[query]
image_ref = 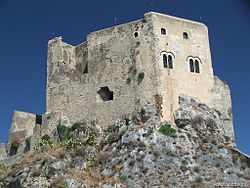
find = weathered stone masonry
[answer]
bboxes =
[1,12,234,158]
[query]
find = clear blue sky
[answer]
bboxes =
[0,0,249,154]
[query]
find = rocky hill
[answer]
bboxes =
[0,95,249,187]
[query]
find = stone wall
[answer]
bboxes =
[145,12,214,122]
[46,15,161,127]
[210,76,234,141]
[9,111,36,137]
[7,111,40,156]
[0,144,7,160]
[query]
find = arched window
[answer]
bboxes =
[195,60,200,73]
[189,59,194,72]
[168,55,173,69]
[183,32,188,39]
[189,58,201,73]
[163,54,173,69]
[163,54,168,68]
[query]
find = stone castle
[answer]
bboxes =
[0,12,234,160]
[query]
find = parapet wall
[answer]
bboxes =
[7,111,41,156]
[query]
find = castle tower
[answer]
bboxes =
[46,12,233,140]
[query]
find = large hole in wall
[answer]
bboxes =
[96,86,113,103]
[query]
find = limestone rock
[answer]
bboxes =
[0,95,249,187]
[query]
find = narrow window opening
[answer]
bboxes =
[168,55,173,69]
[189,59,194,72]
[83,63,88,74]
[183,32,189,39]
[97,86,113,102]
[24,141,30,153]
[36,115,42,125]
[163,54,168,68]
[134,32,139,38]
[161,28,166,35]
[195,60,200,73]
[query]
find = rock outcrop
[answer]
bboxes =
[0,95,249,187]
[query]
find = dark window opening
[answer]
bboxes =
[163,54,168,68]
[97,86,113,102]
[24,141,30,153]
[134,32,139,38]
[9,145,18,156]
[189,59,194,72]
[195,60,200,73]
[183,32,189,39]
[168,55,173,69]
[83,63,88,74]
[161,28,166,35]
[163,54,173,69]
[36,115,42,125]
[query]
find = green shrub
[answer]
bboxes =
[119,175,128,181]
[34,134,53,150]
[0,164,7,173]
[87,133,95,143]
[159,123,177,138]
[41,134,51,142]
[181,159,188,165]
[71,122,82,131]
[57,124,73,141]
[60,138,83,151]
[138,72,145,80]
[47,166,58,176]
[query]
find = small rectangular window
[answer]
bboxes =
[161,28,166,35]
